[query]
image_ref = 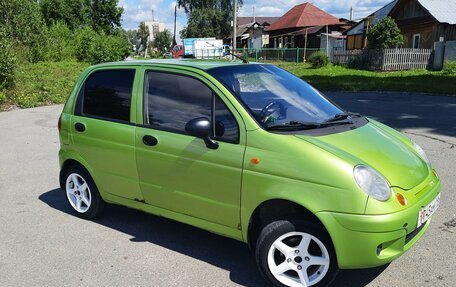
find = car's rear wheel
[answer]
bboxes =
[256,220,338,287]
[64,165,105,219]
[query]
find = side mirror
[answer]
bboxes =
[185,117,219,150]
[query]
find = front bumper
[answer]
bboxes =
[316,178,441,269]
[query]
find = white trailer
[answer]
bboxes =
[193,39,224,59]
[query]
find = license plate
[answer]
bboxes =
[417,193,441,228]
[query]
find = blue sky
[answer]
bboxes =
[118,0,393,41]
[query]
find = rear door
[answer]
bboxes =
[135,68,246,228]
[71,68,143,201]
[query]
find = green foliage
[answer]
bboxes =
[5,61,88,108]
[137,22,150,54]
[90,0,123,34]
[177,0,242,13]
[178,1,243,38]
[0,91,6,104]
[0,0,48,62]
[307,52,329,69]
[75,27,130,64]
[40,0,89,30]
[44,22,76,61]
[182,8,231,38]
[0,29,16,90]
[443,61,456,75]
[154,30,173,53]
[367,17,404,49]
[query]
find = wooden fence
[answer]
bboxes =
[332,48,433,71]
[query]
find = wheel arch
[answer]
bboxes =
[59,154,95,191]
[246,199,331,251]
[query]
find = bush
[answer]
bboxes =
[44,22,76,61]
[307,52,329,68]
[0,30,16,90]
[75,27,130,64]
[0,91,6,104]
[443,61,456,75]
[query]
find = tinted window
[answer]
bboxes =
[214,96,239,143]
[145,72,212,133]
[82,69,135,122]
[144,71,239,143]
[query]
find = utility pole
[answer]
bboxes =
[326,25,329,57]
[253,0,256,22]
[152,9,155,21]
[350,7,354,21]
[173,4,177,46]
[233,0,237,60]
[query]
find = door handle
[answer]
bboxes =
[74,122,86,132]
[143,135,158,146]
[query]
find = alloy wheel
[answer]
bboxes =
[65,173,92,213]
[267,231,330,287]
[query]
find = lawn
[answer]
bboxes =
[1,60,454,111]
[275,62,456,95]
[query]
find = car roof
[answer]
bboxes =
[91,59,264,71]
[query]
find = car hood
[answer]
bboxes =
[295,121,429,190]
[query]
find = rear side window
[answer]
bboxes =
[80,69,135,122]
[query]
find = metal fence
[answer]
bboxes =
[333,48,434,71]
[235,48,325,63]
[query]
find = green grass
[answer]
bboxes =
[275,62,456,95]
[1,61,89,110]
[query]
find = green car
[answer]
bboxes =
[58,60,441,287]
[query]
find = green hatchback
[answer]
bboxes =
[58,60,441,287]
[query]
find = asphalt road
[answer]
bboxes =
[0,92,455,287]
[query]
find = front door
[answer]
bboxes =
[135,69,246,229]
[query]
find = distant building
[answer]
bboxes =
[229,17,280,49]
[265,3,354,49]
[345,0,456,50]
[144,21,165,42]
[390,0,456,49]
[345,1,399,50]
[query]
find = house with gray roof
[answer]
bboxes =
[345,0,456,50]
[390,0,456,49]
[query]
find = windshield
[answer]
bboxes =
[207,64,344,128]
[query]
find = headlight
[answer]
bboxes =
[412,141,430,165]
[353,165,391,201]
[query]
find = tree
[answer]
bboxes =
[137,22,150,55]
[178,0,242,38]
[90,0,123,34]
[153,29,173,53]
[0,0,46,43]
[367,16,404,49]
[125,29,139,53]
[40,0,90,30]
[181,8,230,38]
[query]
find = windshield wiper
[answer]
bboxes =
[267,118,355,131]
[324,112,361,123]
[266,121,321,131]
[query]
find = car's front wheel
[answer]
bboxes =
[256,220,338,287]
[64,165,105,219]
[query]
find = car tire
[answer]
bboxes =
[255,220,338,287]
[63,165,105,219]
